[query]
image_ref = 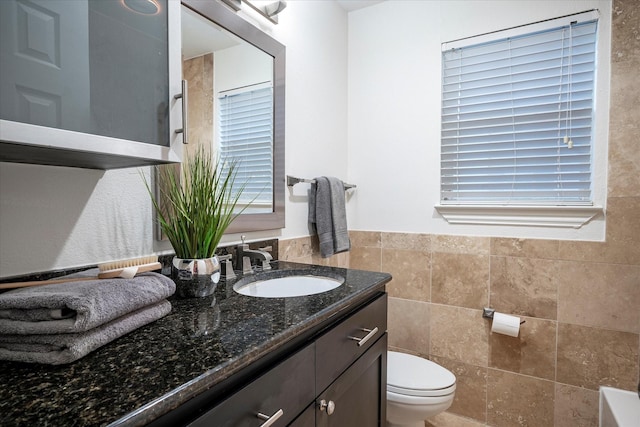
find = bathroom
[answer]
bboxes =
[0,0,638,426]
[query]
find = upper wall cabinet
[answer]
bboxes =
[0,0,183,169]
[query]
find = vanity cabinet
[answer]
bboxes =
[188,293,388,427]
[0,0,183,169]
[189,344,316,427]
[315,294,387,427]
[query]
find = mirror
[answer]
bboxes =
[173,0,285,234]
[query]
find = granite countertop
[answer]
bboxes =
[0,261,390,426]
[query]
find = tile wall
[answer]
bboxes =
[279,1,639,425]
[182,53,214,157]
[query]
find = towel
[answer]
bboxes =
[0,272,175,335]
[0,300,172,365]
[309,176,351,258]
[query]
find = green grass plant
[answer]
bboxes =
[142,147,247,259]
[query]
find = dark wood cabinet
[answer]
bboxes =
[188,293,388,427]
[316,334,387,427]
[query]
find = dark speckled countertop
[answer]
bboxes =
[0,261,390,427]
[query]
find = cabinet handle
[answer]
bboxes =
[318,399,335,415]
[256,408,284,427]
[174,79,188,144]
[348,327,379,347]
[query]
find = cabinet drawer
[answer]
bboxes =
[189,344,315,427]
[315,293,387,393]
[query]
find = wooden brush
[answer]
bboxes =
[0,256,163,290]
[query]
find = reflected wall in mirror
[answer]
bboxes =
[157,0,285,238]
[182,5,273,214]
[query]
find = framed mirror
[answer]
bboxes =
[173,0,285,235]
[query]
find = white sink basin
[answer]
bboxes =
[233,274,344,298]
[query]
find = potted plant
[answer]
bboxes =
[143,147,246,298]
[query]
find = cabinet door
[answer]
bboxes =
[316,294,387,394]
[316,334,387,427]
[289,404,315,427]
[189,344,315,427]
[0,0,182,168]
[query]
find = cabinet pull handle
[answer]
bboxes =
[174,79,188,144]
[318,399,335,415]
[256,408,284,427]
[348,327,379,347]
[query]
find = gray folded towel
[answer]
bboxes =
[0,272,175,335]
[309,176,351,258]
[0,300,171,365]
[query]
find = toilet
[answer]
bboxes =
[387,351,457,427]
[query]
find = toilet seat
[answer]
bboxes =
[387,351,456,397]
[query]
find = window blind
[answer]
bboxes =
[218,85,273,205]
[441,17,598,205]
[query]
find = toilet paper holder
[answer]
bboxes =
[482,308,526,324]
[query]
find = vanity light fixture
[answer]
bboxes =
[241,0,287,24]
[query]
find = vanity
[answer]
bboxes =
[0,261,390,426]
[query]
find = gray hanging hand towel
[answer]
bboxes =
[0,300,172,365]
[309,176,350,258]
[328,176,350,255]
[0,272,175,335]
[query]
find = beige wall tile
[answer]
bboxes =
[554,384,599,427]
[557,323,639,390]
[388,297,430,356]
[432,253,489,309]
[432,235,490,255]
[490,256,559,320]
[381,232,431,251]
[426,411,486,427]
[430,305,489,366]
[431,356,488,423]
[491,238,559,259]
[489,316,557,381]
[598,197,640,265]
[558,197,640,265]
[382,248,430,302]
[348,246,381,271]
[487,369,555,427]
[558,261,640,333]
[608,60,640,198]
[350,230,381,248]
[279,236,314,261]
[612,0,640,63]
[311,251,350,268]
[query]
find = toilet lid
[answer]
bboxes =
[387,351,456,397]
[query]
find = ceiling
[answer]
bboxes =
[336,0,384,12]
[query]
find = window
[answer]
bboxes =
[218,84,273,209]
[438,11,603,227]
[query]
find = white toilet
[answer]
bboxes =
[387,351,457,427]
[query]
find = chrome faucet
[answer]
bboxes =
[234,239,273,274]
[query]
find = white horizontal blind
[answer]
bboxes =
[218,85,273,205]
[441,18,597,205]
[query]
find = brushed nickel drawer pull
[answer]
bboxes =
[348,327,379,347]
[257,408,284,427]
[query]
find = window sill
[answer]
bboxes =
[435,205,604,228]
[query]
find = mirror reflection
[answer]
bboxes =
[182,6,273,214]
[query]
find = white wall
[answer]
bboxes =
[0,0,611,277]
[348,0,611,241]
[0,0,349,278]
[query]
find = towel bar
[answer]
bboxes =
[286,175,356,190]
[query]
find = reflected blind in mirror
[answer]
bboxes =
[218,85,273,205]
